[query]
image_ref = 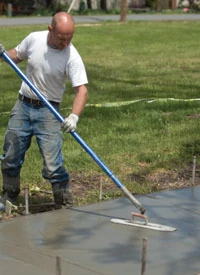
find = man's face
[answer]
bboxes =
[48,24,74,50]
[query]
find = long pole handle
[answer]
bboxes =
[1,50,145,214]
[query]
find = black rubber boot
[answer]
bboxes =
[52,181,73,210]
[0,172,20,211]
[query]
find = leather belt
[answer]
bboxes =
[19,94,59,107]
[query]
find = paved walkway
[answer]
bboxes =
[0,186,200,275]
[0,13,200,26]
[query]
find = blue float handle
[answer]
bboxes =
[0,50,145,214]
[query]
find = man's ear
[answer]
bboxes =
[48,25,52,32]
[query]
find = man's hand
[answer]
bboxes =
[62,113,79,133]
[0,44,5,55]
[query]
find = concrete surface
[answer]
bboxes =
[0,13,200,27]
[0,186,200,275]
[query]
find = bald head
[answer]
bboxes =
[51,12,74,30]
[48,12,75,50]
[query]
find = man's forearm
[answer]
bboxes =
[71,85,88,116]
[6,49,22,63]
[2,48,22,64]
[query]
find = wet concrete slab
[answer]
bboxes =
[0,186,200,275]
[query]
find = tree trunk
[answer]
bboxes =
[120,0,127,22]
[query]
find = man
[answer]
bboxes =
[0,12,88,211]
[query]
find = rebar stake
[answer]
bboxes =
[56,256,61,275]
[98,175,103,202]
[24,186,29,215]
[191,156,196,186]
[141,237,148,275]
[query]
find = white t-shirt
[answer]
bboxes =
[16,30,88,102]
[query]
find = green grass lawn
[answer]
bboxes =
[0,20,200,205]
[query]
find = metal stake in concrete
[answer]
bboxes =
[56,256,61,275]
[24,187,29,215]
[141,237,148,275]
[98,175,103,202]
[191,156,196,186]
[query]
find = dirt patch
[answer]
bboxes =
[0,163,199,221]
[71,163,200,204]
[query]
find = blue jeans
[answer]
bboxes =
[0,99,69,184]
